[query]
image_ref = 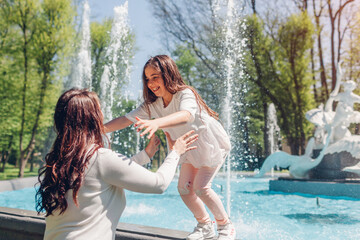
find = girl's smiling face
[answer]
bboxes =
[145,66,171,100]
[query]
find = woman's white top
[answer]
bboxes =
[44,148,179,240]
[126,88,231,168]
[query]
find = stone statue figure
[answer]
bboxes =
[343,163,360,176]
[255,126,332,179]
[305,103,332,149]
[256,64,360,179]
[325,80,360,142]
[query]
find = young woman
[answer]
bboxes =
[105,55,236,240]
[36,88,198,240]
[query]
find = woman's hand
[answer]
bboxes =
[135,117,159,139]
[165,131,198,156]
[145,135,161,159]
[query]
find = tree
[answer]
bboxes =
[16,0,75,177]
[345,12,360,82]
[0,2,19,171]
[277,13,315,154]
[326,0,355,90]
[243,12,316,156]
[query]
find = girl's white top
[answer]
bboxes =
[44,148,179,240]
[126,88,231,168]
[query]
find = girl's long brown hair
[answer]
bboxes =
[36,88,107,216]
[142,55,219,120]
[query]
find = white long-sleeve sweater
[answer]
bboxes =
[44,148,179,240]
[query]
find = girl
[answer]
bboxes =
[36,88,198,240]
[105,55,235,240]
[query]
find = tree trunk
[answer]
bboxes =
[318,32,328,101]
[18,2,32,178]
[18,140,35,177]
[327,0,355,90]
[1,151,6,173]
[251,0,256,14]
[310,47,318,102]
[30,151,34,172]
[287,137,297,156]
[312,0,329,101]
[290,49,305,154]
[19,30,29,176]
[19,72,49,177]
[1,136,14,173]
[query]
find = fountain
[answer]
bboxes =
[68,0,92,89]
[267,103,281,155]
[266,103,281,177]
[99,1,131,123]
[217,0,246,217]
[222,0,236,217]
[257,65,360,198]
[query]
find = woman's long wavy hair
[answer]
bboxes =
[142,55,219,120]
[36,89,107,216]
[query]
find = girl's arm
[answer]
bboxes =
[104,116,133,133]
[135,110,192,139]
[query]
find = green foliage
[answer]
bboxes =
[0,0,75,176]
[0,0,138,176]
[244,13,315,156]
[90,19,112,93]
[110,98,138,157]
[172,45,197,85]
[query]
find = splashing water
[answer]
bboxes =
[267,103,281,154]
[216,0,246,217]
[135,90,143,153]
[267,103,281,177]
[99,1,131,123]
[223,0,235,217]
[69,0,92,89]
[100,66,111,121]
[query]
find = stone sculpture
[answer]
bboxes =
[257,65,360,179]
[255,127,331,179]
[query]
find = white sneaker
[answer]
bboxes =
[217,221,236,240]
[187,221,216,240]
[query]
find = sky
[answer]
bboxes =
[87,0,167,99]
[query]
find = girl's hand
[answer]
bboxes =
[165,131,198,156]
[135,117,159,139]
[145,135,160,159]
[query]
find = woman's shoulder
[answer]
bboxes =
[97,147,112,154]
[95,147,118,160]
[94,148,128,169]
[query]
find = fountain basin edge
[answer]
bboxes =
[0,206,189,240]
[270,177,360,199]
[0,177,189,239]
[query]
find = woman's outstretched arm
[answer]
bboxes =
[99,131,198,193]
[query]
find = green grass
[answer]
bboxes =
[0,163,39,181]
